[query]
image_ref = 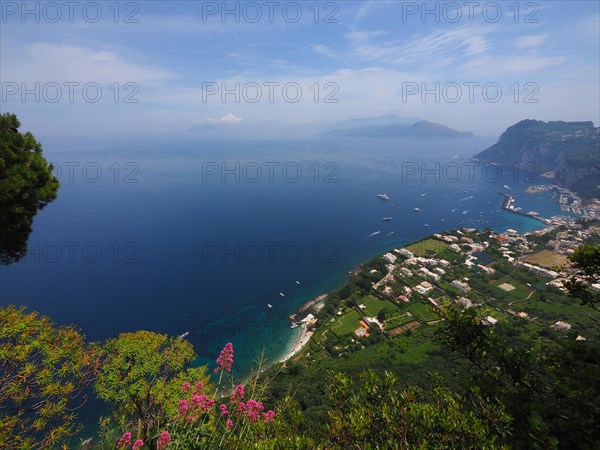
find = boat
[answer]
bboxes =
[382,217,392,221]
[423,224,430,227]
[413,208,420,212]
[279,292,285,297]
[290,323,298,329]
[267,304,273,309]
[296,281,300,285]
[377,193,390,200]
[179,332,189,339]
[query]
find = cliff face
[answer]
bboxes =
[474,120,600,198]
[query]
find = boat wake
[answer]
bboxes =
[367,231,381,238]
[457,195,474,203]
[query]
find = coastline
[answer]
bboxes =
[270,186,588,370]
[279,323,314,363]
[278,293,328,363]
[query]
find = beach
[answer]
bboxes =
[278,292,330,363]
[279,324,314,363]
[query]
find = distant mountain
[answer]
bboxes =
[320,120,473,139]
[321,115,421,133]
[473,120,600,199]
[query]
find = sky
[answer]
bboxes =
[1,0,599,141]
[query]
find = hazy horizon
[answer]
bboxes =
[2,1,599,141]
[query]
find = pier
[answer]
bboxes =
[498,193,547,223]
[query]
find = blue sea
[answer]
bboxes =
[0,136,570,384]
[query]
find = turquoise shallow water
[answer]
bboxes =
[0,137,568,381]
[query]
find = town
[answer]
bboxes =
[288,217,600,363]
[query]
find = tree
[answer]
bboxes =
[438,305,600,448]
[0,113,59,265]
[377,308,387,322]
[325,370,510,449]
[0,305,97,449]
[565,244,600,313]
[94,331,206,450]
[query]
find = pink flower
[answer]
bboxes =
[132,439,144,450]
[226,419,234,430]
[219,403,229,417]
[263,410,276,423]
[157,431,171,450]
[201,398,215,411]
[192,394,207,407]
[231,384,245,402]
[116,432,131,449]
[245,399,264,423]
[181,382,191,393]
[236,401,246,415]
[178,399,188,414]
[214,343,234,373]
[193,381,204,394]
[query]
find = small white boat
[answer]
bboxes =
[279,292,285,297]
[423,224,430,227]
[295,281,300,285]
[413,208,420,212]
[377,193,390,200]
[179,332,189,339]
[267,304,273,309]
[382,217,392,221]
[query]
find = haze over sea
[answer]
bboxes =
[0,137,571,378]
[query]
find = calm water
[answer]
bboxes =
[0,137,569,378]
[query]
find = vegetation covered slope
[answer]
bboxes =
[473,120,599,198]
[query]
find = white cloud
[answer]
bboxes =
[353,0,396,21]
[344,25,492,68]
[514,34,547,49]
[208,113,243,124]
[463,54,565,77]
[312,45,337,58]
[1,42,176,84]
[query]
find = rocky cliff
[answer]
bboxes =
[474,120,599,198]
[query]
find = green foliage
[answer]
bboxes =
[0,305,97,449]
[437,306,600,448]
[325,370,510,449]
[94,331,202,449]
[565,244,600,313]
[0,113,59,264]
